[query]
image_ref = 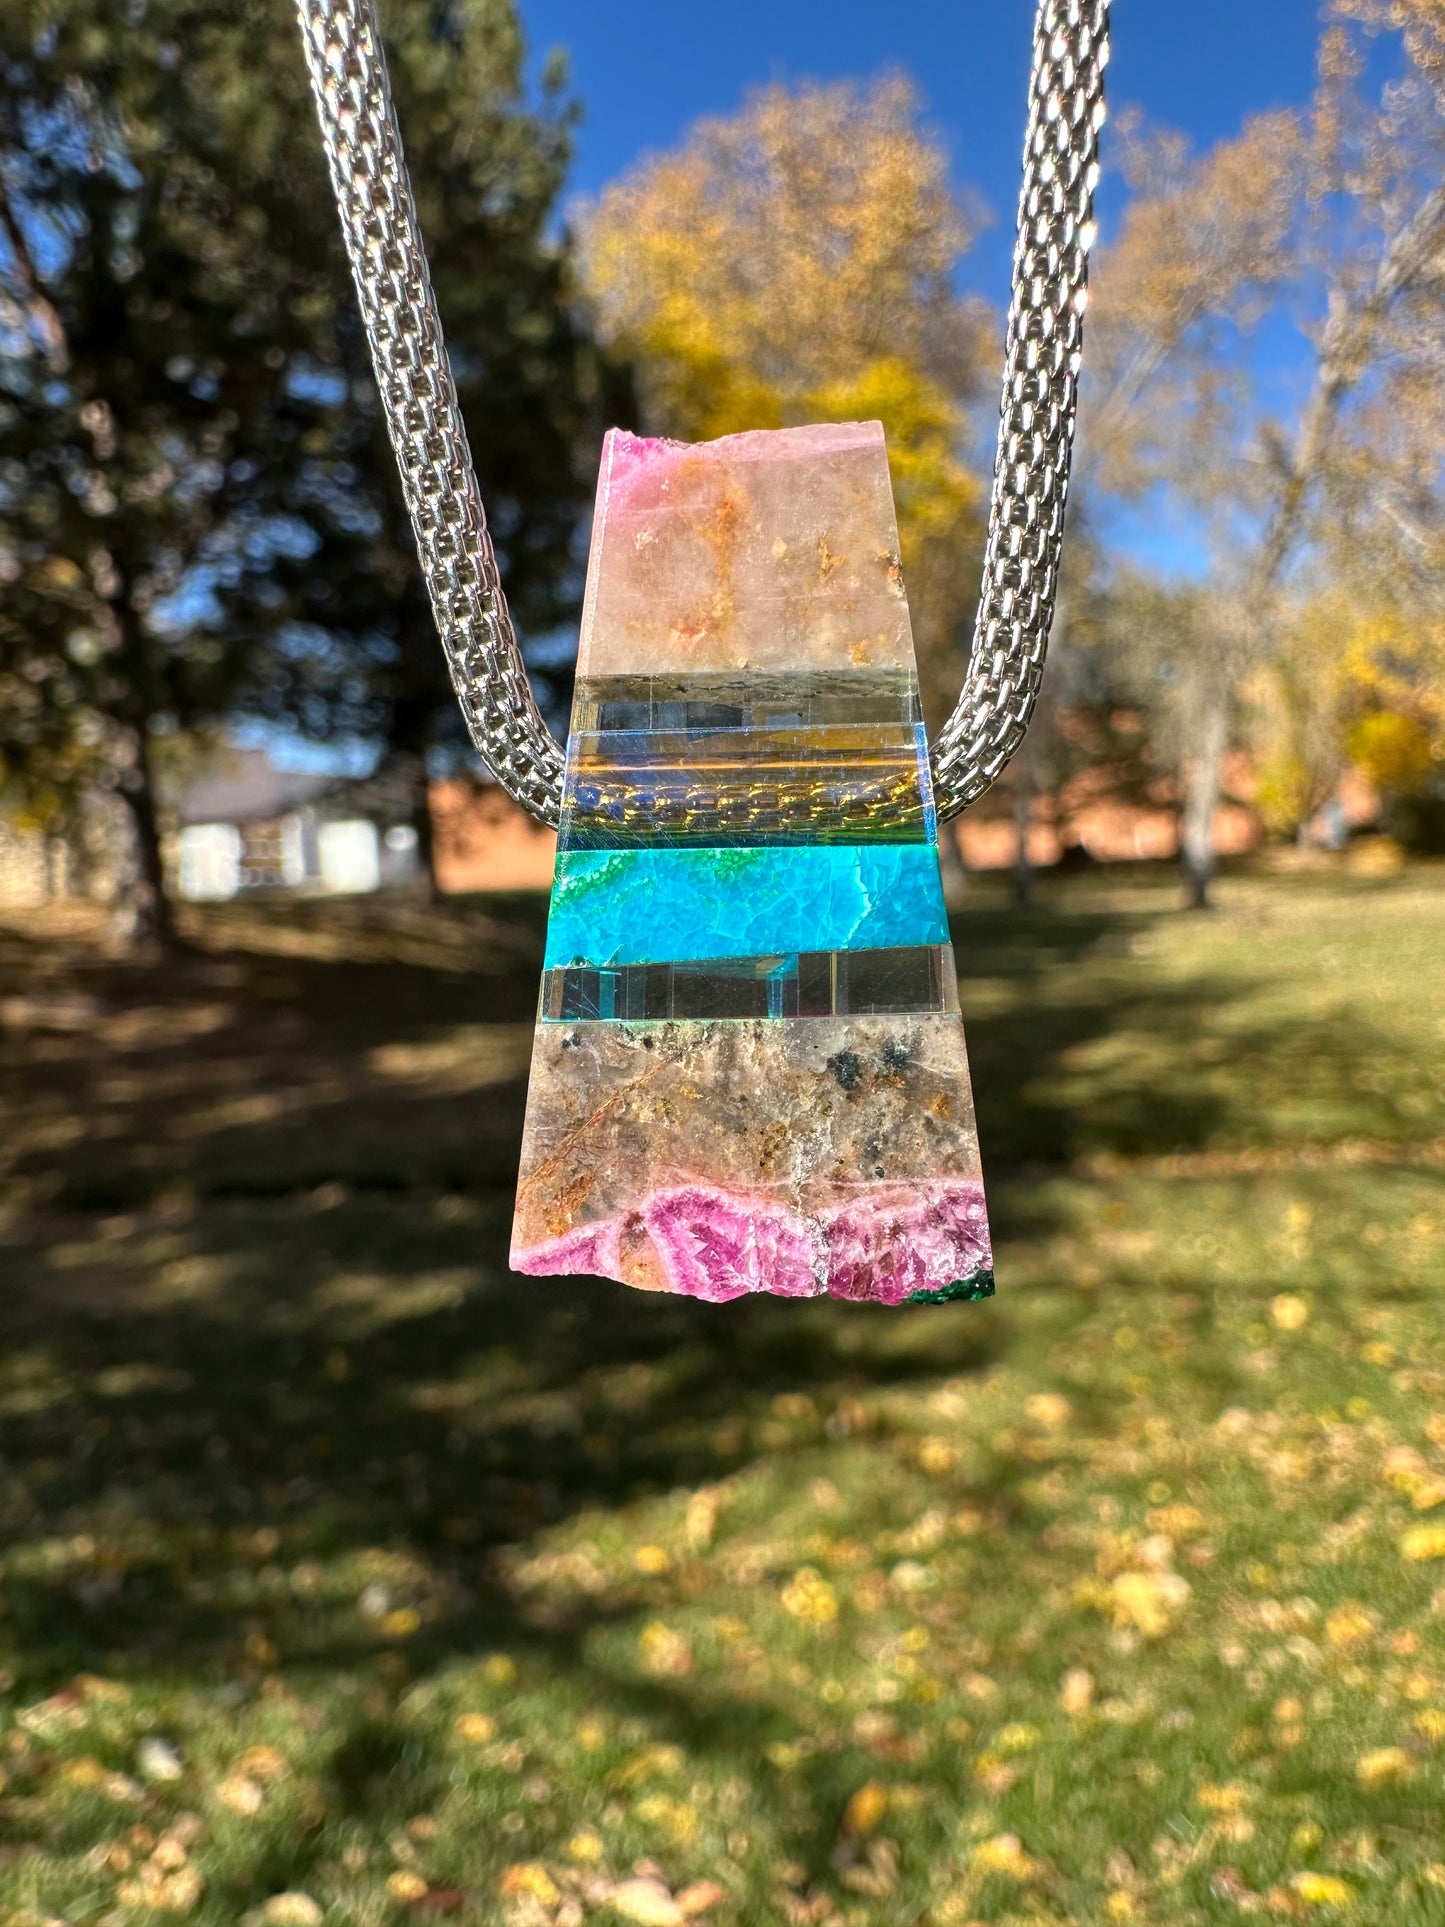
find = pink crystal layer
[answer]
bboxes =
[512,1178,991,1308]
[579,421,913,677]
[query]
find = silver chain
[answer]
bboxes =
[294,0,1109,828]
[931,0,1109,817]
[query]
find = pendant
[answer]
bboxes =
[510,423,993,1307]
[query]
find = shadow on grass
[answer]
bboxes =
[1,1201,1004,1895]
[0,879,1431,1889]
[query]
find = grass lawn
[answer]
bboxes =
[0,865,1442,1927]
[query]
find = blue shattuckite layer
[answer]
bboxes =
[542,845,950,970]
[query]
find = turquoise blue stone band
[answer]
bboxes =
[543,845,949,970]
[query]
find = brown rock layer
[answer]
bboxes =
[512,1013,984,1253]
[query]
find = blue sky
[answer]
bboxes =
[270,3,1342,771]
[520,0,1330,307]
[512,0,1336,595]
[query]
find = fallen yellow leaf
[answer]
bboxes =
[1025,1392,1071,1429]
[780,1566,839,1624]
[1059,1666,1094,1716]
[637,1620,693,1675]
[609,1877,685,1925]
[970,1832,1038,1881]
[633,1792,698,1847]
[498,1862,560,1907]
[993,1722,1041,1755]
[1290,1871,1354,1907]
[1110,1569,1191,1637]
[1196,1782,1252,1813]
[677,1880,728,1917]
[610,1743,685,1788]
[260,1899,323,1927]
[842,1780,888,1837]
[1324,1602,1374,1646]
[1146,1504,1206,1537]
[1356,1745,1413,1790]
[216,1774,264,1816]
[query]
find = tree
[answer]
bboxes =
[578,77,991,746]
[1081,111,1304,905]
[240,0,630,893]
[0,0,612,941]
[971,522,1159,907]
[1082,8,1445,903]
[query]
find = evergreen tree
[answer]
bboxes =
[0,0,617,942]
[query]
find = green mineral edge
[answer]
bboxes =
[905,1270,996,1306]
[543,842,950,971]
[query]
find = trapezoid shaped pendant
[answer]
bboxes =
[510,421,994,1307]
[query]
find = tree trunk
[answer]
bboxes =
[1011,781,1034,911]
[111,720,177,950]
[100,548,182,952]
[43,834,65,901]
[936,814,968,909]
[1181,693,1229,911]
[409,755,440,902]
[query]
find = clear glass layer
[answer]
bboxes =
[561,670,937,849]
[540,945,960,1023]
[570,669,924,734]
[561,723,931,848]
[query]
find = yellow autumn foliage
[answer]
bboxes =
[580,77,987,711]
[1349,710,1435,792]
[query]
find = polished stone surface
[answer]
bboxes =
[512,1016,992,1304]
[512,419,993,1305]
[580,424,915,678]
[543,844,949,970]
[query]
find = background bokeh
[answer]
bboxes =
[1,4,1443,1924]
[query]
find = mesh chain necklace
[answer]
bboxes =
[294,0,1111,1308]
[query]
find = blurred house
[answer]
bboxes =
[170,750,420,901]
[430,777,557,893]
[0,820,72,907]
[0,754,1387,912]
[414,761,1387,896]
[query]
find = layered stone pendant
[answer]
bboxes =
[510,423,993,1306]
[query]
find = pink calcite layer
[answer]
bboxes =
[579,422,914,677]
[511,1014,990,1304]
[513,1178,991,1307]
